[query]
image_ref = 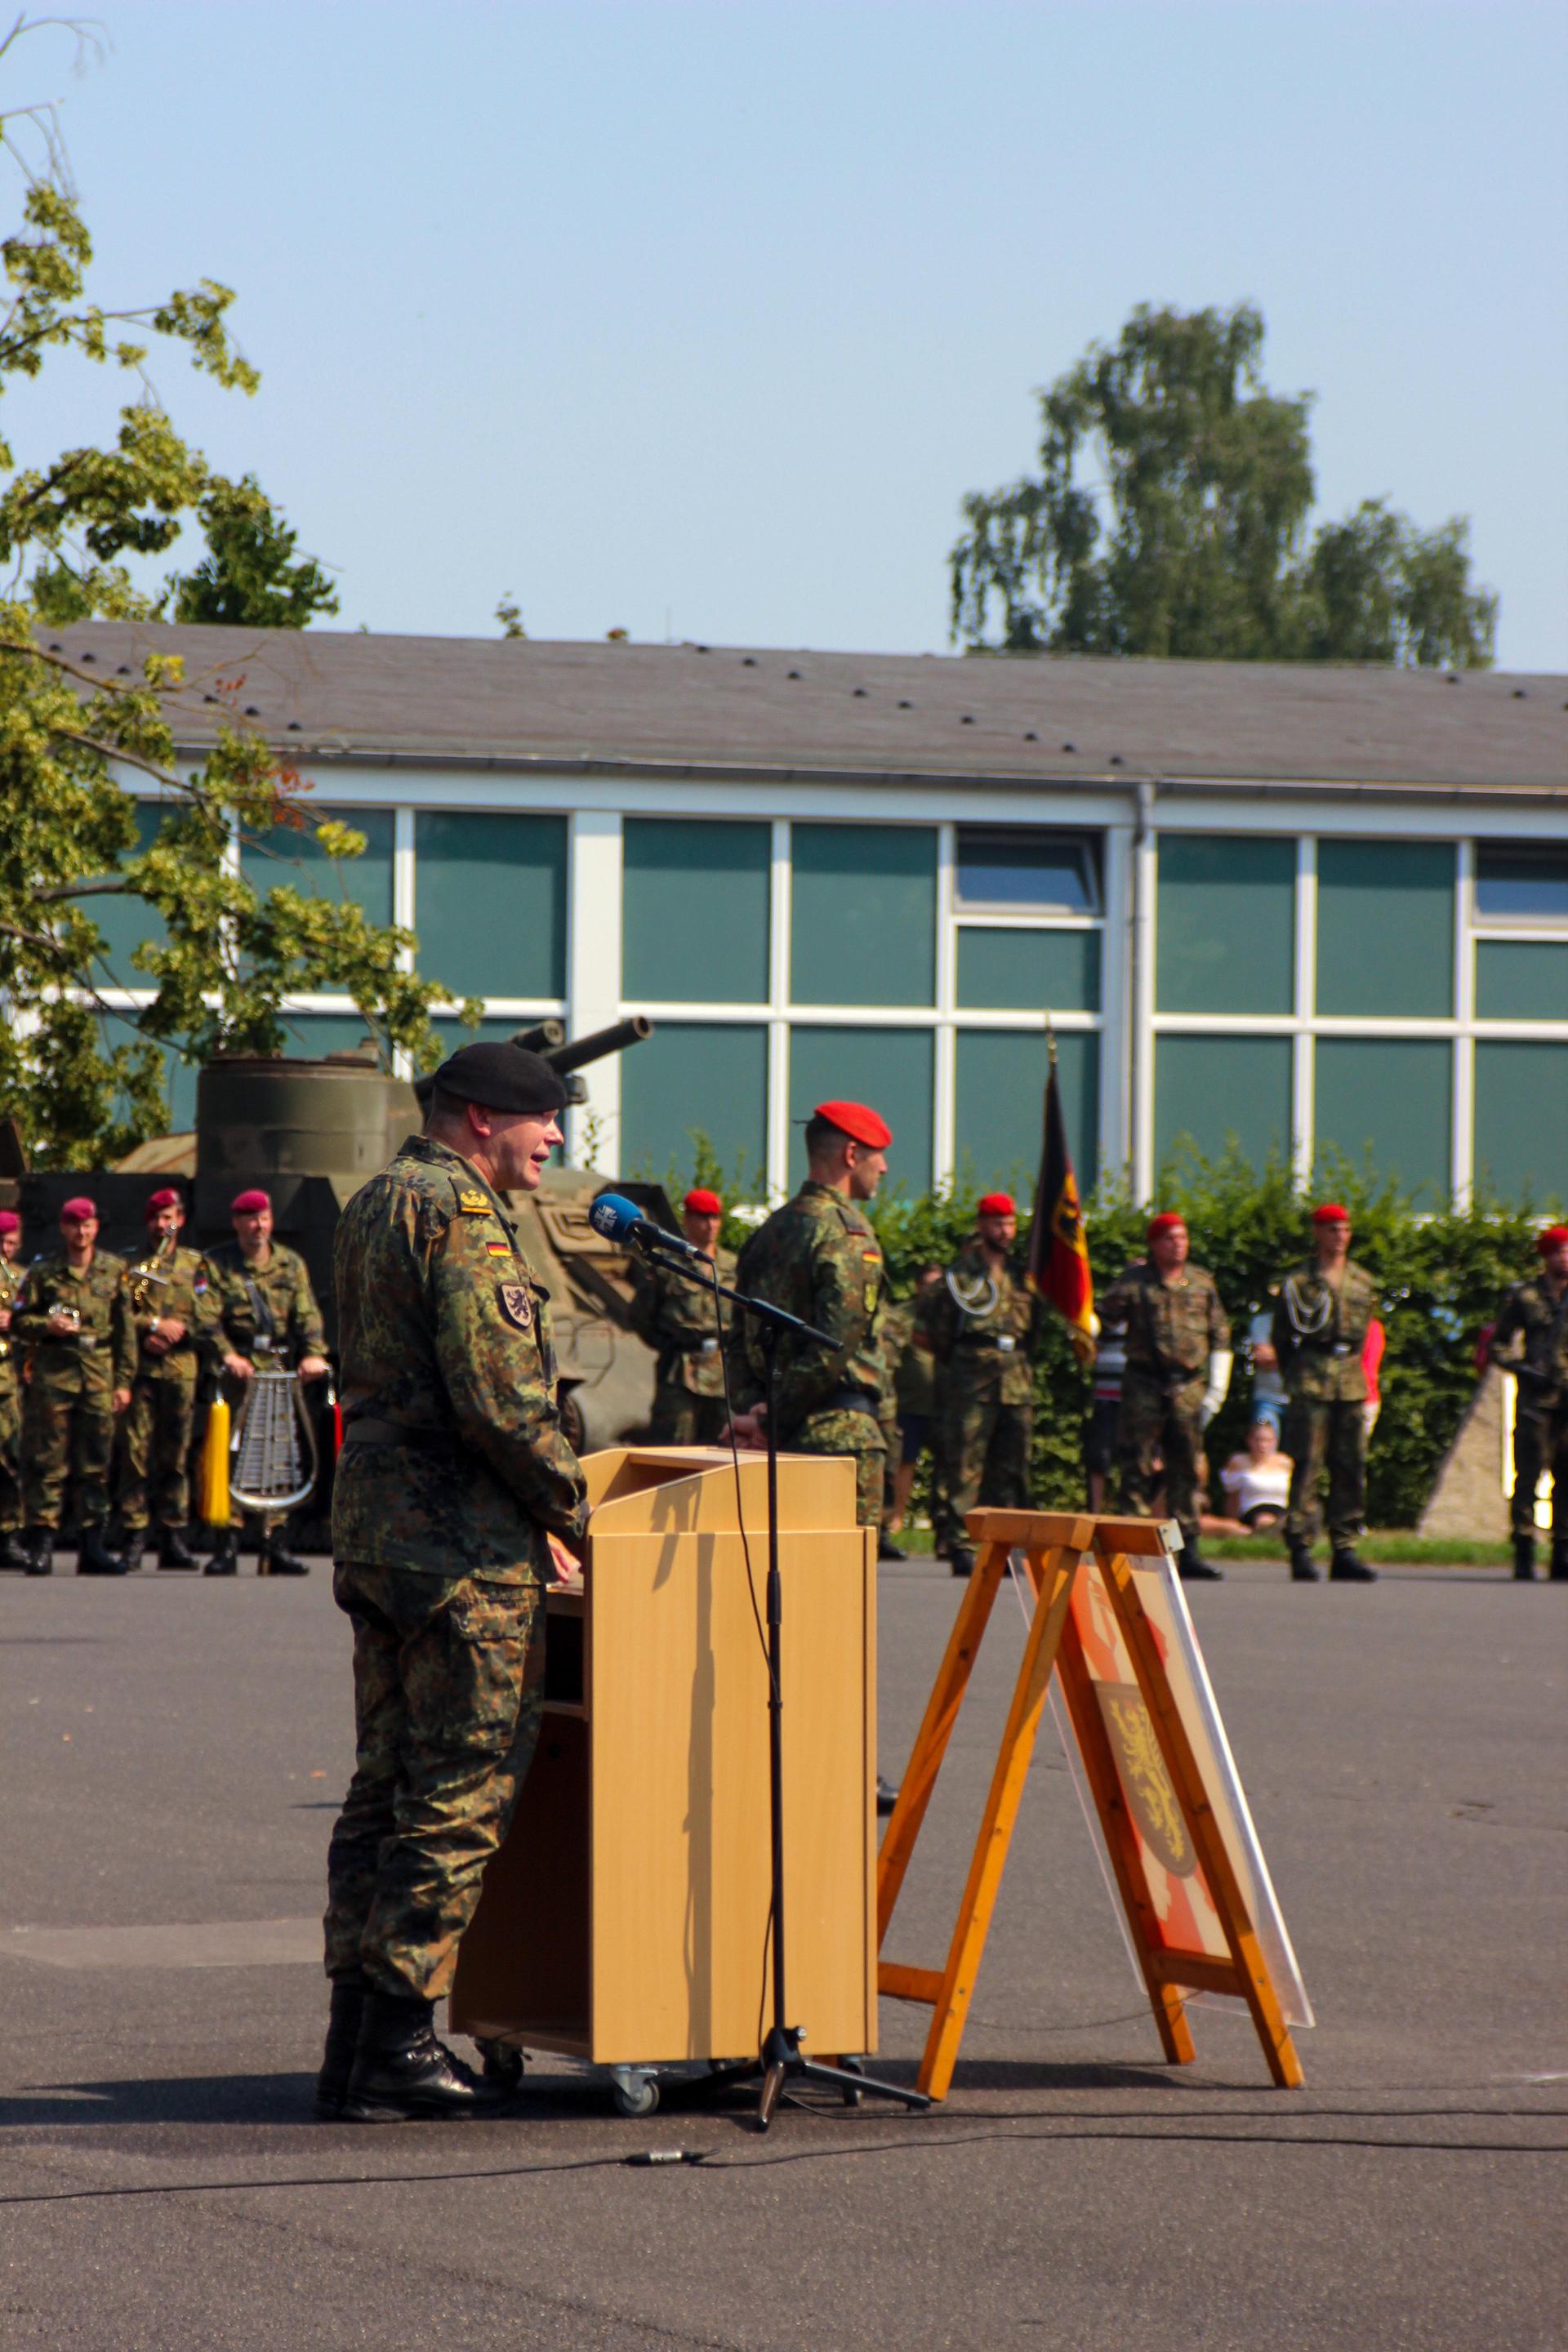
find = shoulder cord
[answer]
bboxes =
[945,1266,1000,1321]
[1281,1272,1333,1339]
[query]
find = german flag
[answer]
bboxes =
[1026,1058,1094,1359]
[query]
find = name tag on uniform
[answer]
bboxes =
[997,1334,1016,1352]
[459,1189,491,1214]
[699,1338,718,1355]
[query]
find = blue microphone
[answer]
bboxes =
[589,1193,709,1260]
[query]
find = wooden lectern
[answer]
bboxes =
[449,1446,877,2071]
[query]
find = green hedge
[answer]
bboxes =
[666,1135,1561,1527]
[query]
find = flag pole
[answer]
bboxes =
[1044,1005,1058,1068]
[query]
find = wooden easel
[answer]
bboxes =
[877,1509,1305,2100]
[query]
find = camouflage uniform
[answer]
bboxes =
[206,1236,327,1552]
[324,1135,587,2002]
[629,1243,737,1446]
[14,1251,136,1533]
[1487,1275,1568,1542]
[728,1179,888,1528]
[0,1254,23,1537]
[925,1245,1044,1549]
[1272,1258,1378,1549]
[116,1241,220,1535]
[1105,1259,1231,1552]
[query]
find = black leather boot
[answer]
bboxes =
[158,1526,198,1570]
[1289,1542,1321,1583]
[204,1535,238,1576]
[0,1531,28,1571]
[315,1976,368,2120]
[1176,1547,1223,1582]
[118,1532,147,1575]
[1330,1548,1378,1582]
[948,1545,974,1580]
[22,1527,54,1576]
[1512,1535,1538,1583]
[344,1990,515,2123]
[260,1539,310,1577]
[875,1775,900,1817]
[78,1525,127,1576]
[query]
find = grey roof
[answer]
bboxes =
[46,621,1568,796]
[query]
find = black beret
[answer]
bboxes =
[431,1041,568,1116]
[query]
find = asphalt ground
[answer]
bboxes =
[2,1550,1564,2351]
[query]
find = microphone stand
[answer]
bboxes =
[630,1232,929,2129]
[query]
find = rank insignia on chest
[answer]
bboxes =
[498,1282,533,1330]
[485,1240,511,1258]
[458,1188,491,1214]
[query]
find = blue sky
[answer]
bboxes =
[12,1,1566,667]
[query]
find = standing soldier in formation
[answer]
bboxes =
[1486,1223,1568,1583]
[1272,1203,1379,1583]
[877,1262,944,1563]
[724,1099,899,1814]
[205,1187,332,1576]
[14,1196,136,1575]
[1106,1212,1232,1584]
[0,1208,24,1570]
[630,1187,736,1445]
[927,1193,1045,1579]
[322,1040,586,2122]
[114,1187,217,1572]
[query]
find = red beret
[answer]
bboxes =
[684,1188,722,1216]
[1147,1212,1186,1241]
[0,1209,20,1235]
[1537,1226,1568,1255]
[1312,1202,1350,1227]
[145,1187,182,1220]
[60,1196,97,1223]
[813,1099,892,1150]
[978,1192,1016,1218]
[230,1188,271,1215]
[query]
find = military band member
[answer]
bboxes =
[927,1194,1045,1579]
[114,1187,218,1571]
[321,1040,586,2123]
[14,1196,136,1576]
[0,1208,25,1570]
[1272,1203,1379,1583]
[1487,1223,1568,1583]
[204,1187,331,1576]
[630,1187,736,1445]
[1105,1213,1232,1584]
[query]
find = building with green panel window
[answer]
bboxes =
[56,621,1568,1207]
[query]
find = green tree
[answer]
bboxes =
[0,20,473,1166]
[951,302,1497,669]
[168,472,338,626]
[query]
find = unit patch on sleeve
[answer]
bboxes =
[498,1282,534,1331]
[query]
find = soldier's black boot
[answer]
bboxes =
[158,1526,198,1570]
[118,1530,147,1575]
[948,1544,975,1579]
[0,1531,27,1571]
[204,1535,238,1576]
[314,1976,368,2120]
[78,1525,126,1576]
[1288,1542,1321,1583]
[1330,1548,1378,1583]
[877,1535,907,1562]
[260,1539,310,1577]
[1175,1547,1223,1582]
[1550,1543,1568,1584]
[1512,1535,1538,1583]
[22,1527,54,1576]
[343,1990,514,2123]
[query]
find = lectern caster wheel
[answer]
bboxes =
[477,2040,525,2091]
[611,2068,660,2118]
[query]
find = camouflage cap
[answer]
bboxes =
[432,1040,568,1116]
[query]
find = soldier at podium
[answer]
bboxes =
[318,1040,587,2123]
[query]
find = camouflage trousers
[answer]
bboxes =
[0,1374,19,1533]
[116,1374,198,1531]
[323,1560,546,2001]
[21,1374,115,1531]
[937,1389,1033,1549]
[1282,1396,1366,1550]
[1509,1408,1567,1541]
[648,1386,730,1447]
[789,1405,886,1530]
[1117,1370,1205,1552]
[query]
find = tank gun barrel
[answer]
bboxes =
[542,1017,653,1078]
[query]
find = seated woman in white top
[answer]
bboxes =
[1214,1418,1294,1533]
